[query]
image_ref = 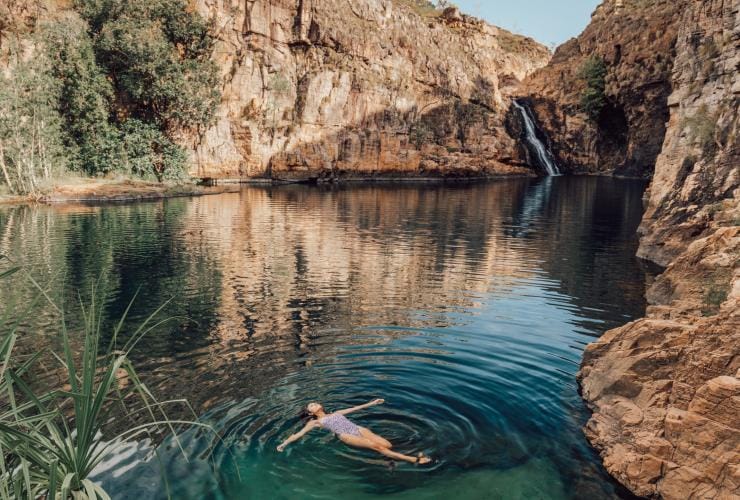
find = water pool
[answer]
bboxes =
[0,177,653,499]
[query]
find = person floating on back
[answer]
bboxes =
[276,399,432,464]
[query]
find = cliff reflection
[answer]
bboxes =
[0,177,652,414]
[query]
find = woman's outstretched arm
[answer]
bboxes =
[277,420,318,452]
[337,398,384,416]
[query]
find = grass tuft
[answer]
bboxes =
[0,257,214,499]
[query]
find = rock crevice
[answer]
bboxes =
[191,0,551,180]
[574,1,739,498]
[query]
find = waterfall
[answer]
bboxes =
[512,100,561,176]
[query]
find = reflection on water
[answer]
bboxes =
[0,177,652,499]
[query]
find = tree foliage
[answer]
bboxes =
[44,14,122,176]
[81,0,219,133]
[0,41,68,195]
[579,55,608,121]
[121,119,188,181]
[0,0,219,193]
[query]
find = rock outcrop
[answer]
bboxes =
[521,0,686,176]
[637,0,739,266]
[580,227,739,499]
[577,1,740,498]
[191,0,551,180]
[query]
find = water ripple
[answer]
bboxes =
[0,177,654,499]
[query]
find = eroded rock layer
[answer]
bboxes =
[578,1,740,498]
[522,0,686,176]
[637,0,739,266]
[191,0,551,180]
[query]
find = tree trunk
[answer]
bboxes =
[0,143,14,193]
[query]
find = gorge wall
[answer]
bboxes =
[637,0,739,267]
[522,0,686,177]
[1,1,552,183]
[190,0,551,181]
[569,1,739,498]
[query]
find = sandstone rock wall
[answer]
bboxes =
[580,227,739,499]
[191,0,551,180]
[578,1,740,498]
[522,0,686,176]
[637,0,739,266]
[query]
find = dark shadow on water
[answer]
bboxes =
[0,177,654,499]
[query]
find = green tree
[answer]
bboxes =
[0,0,219,190]
[121,119,188,181]
[79,0,220,134]
[0,42,68,195]
[70,0,220,180]
[579,55,607,121]
[44,14,123,175]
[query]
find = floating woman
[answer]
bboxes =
[276,399,432,464]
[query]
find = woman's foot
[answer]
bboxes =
[416,452,431,465]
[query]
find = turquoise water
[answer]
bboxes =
[0,177,652,499]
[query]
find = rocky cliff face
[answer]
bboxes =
[577,1,739,498]
[522,0,686,176]
[637,0,739,266]
[2,1,550,183]
[191,0,551,180]
[580,227,739,499]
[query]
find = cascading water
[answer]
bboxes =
[512,100,561,176]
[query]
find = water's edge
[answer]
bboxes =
[2,177,653,499]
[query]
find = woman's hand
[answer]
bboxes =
[338,399,385,415]
[276,421,316,451]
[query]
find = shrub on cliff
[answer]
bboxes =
[455,101,484,150]
[578,55,607,121]
[395,0,443,17]
[683,105,718,158]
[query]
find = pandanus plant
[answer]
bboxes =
[0,257,210,499]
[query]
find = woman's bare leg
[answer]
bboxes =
[359,427,392,448]
[339,434,430,464]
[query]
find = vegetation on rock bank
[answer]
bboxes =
[0,0,219,196]
[0,258,209,499]
[578,55,607,121]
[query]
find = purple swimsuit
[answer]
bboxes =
[319,413,362,437]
